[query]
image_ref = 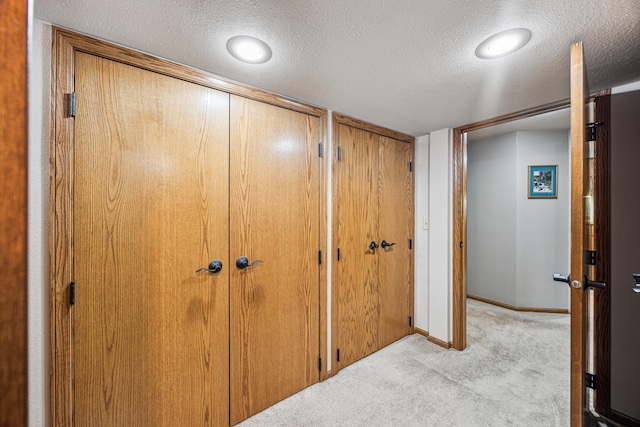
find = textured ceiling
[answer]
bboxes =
[35,0,640,136]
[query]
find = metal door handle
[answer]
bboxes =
[196,260,223,274]
[584,276,606,290]
[381,240,396,249]
[369,241,379,250]
[633,273,640,293]
[553,273,571,284]
[236,256,263,270]
[553,273,583,289]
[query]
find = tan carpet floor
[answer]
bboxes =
[237,298,570,426]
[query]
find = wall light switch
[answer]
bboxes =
[423,217,429,230]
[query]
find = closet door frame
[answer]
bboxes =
[50,27,328,426]
[331,113,415,374]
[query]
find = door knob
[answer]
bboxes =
[369,241,379,250]
[196,260,223,274]
[632,273,640,293]
[584,276,606,290]
[553,273,582,289]
[236,256,263,270]
[553,273,571,284]
[381,240,396,249]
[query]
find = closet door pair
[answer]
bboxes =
[72,52,320,426]
[336,123,414,370]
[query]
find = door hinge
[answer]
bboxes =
[319,143,323,158]
[586,122,603,142]
[337,146,342,160]
[409,316,413,327]
[585,250,597,266]
[585,372,596,389]
[409,161,413,172]
[318,357,322,372]
[460,241,463,249]
[69,281,75,305]
[68,92,76,118]
[318,250,322,265]
[337,348,341,362]
[409,239,412,250]
[337,248,341,261]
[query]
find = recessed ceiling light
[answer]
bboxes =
[226,35,272,64]
[475,28,531,59]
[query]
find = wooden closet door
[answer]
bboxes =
[73,53,230,427]
[229,96,320,424]
[378,136,413,349]
[336,124,380,369]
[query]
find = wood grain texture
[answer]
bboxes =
[318,111,329,381]
[414,328,430,338]
[229,96,320,424]
[52,28,325,118]
[455,99,571,133]
[377,136,413,348]
[334,119,415,370]
[330,113,341,374]
[452,130,467,350]
[333,113,414,144]
[570,41,588,427]
[467,295,570,314]
[51,27,77,427]
[0,0,28,424]
[51,27,330,426]
[73,53,230,426]
[336,124,380,369]
[427,335,452,349]
[593,91,611,416]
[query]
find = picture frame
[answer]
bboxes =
[528,165,558,199]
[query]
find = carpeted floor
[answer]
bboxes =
[237,299,570,426]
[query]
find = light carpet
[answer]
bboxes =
[237,299,570,426]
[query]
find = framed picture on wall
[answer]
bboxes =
[528,165,558,199]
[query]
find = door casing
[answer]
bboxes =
[451,43,612,427]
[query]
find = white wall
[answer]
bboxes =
[467,133,518,305]
[514,131,570,309]
[467,130,570,309]
[426,129,452,342]
[28,20,51,427]
[414,135,429,331]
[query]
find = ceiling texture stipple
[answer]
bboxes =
[35,0,640,136]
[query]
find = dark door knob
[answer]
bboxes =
[584,276,606,290]
[369,241,379,250]
[236,256,263,269]
[196,260,223,274]
[381,240,396,249]
[633,273,640,293]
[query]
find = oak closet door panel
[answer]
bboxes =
[229,95,320,424]
[336,124,380,369]
[74,52,230,427]
[378,136,413,349]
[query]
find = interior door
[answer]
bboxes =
[74,53,230,426]
[0,0,28,423]
[336,124,380,369]
[569,41,595,427]
[229,96,320,424]
[378,136,413,348]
